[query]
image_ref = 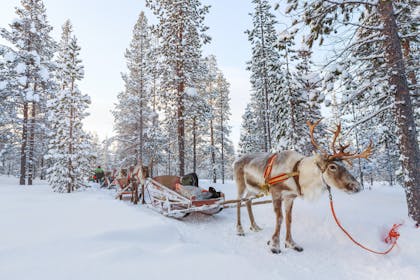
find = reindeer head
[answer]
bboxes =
[307,120,373,193]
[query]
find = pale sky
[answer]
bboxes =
[0,0,263,149]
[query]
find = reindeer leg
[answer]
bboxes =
[236,171,246,236]
[284,197,303,252]
[237,201,245,236]
[246,194,262,232]
[268,198,283,254]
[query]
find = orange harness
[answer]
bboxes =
[327,187,401,255]
[261,154,300,195]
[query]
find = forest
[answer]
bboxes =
[0,0,419,225]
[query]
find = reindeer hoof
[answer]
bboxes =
[250,224,262,232]
[237,227,245,236]
[294,246,304,252]
[285,243,304,252]
[271,248,281,254]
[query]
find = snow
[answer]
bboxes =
[185,87,198,97]
[0,81,6,90]
[14,63,26,74]
[0,176,419,280]
[39,66,49,81]
[4,51,16,62]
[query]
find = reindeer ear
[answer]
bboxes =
[313,153,322,163]
[313,153,327,169]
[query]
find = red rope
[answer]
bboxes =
[328,189,401,255]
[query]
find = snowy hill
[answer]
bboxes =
[0,176,419,280]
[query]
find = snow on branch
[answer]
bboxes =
[324,0,377,7]
[344,104,393,136]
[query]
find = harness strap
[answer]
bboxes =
[292,159,303,196]
[261,154,301,195]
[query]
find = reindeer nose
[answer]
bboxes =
[348,182,360,193]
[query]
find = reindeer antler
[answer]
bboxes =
[330,124,341,155]
[338,140,373,161]
[307,119,373,162]
[307,120,328,157]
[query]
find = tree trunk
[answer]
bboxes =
[19,102,28,185]
[28,100,36,185]
[258,1,271,152]
[352,104,364,187]
[378,1,420,225]
[177,87,185,176]
[139,104,144,164]
[193,117,197,173]
[220,92,225,184]
[402,40,418,94]
[221,110,225,184]
[40,155,45,180]
[68,106,74,193]
[385,138,394,186]
[210,119,216,183]
[176,13,185,177]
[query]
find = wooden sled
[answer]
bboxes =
[143,175,225,219]
[114,177,140,204]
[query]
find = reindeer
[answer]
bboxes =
[233,120,372,253]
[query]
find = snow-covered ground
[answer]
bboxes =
[0,175,419,280]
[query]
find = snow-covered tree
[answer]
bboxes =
[113,12,155,167]
[238,102,265,154]
[286,0,420,224]
[291,47,323,155]
[146,0,211,175]
[246,0,281,152]
[213,72,235,183]
[0,46,21,175]
[0,0,56,185]
[46,20,90,193]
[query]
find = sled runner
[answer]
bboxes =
[142,175,225,218]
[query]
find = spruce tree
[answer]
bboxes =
[47,20,90,193]
[146,0,211,175]
[0,46,21,175]
[214,72,234,183]
[238,102,265,154]
[286,0,420,224]
[0,0,56,185]
[246,0,281,152]
[113,11,154,166]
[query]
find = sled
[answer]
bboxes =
[114,176,140,204]
[142,175,225,218]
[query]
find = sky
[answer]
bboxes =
[0,0,260,149]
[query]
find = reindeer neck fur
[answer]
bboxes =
[298,154,326,201]
[237,151,327,200]
[266,151,325,200]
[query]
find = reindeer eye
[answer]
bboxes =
[328,164,338,172]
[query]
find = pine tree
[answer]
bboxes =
[146,0,211,175]
[0,46,21,175]
[238,102,265,154]
[46,20,90,193]
[270,32,300,152]
[113,11,154,166]
[0,0,56,185]
[292,47,323,155]
[214,72,234,183]
[286,0,420,224]
[246,0,281,152]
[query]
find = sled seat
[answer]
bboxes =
[153,175,181,191]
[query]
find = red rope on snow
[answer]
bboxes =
[327,187,402,255]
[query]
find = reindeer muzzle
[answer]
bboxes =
[346,182,361,194]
